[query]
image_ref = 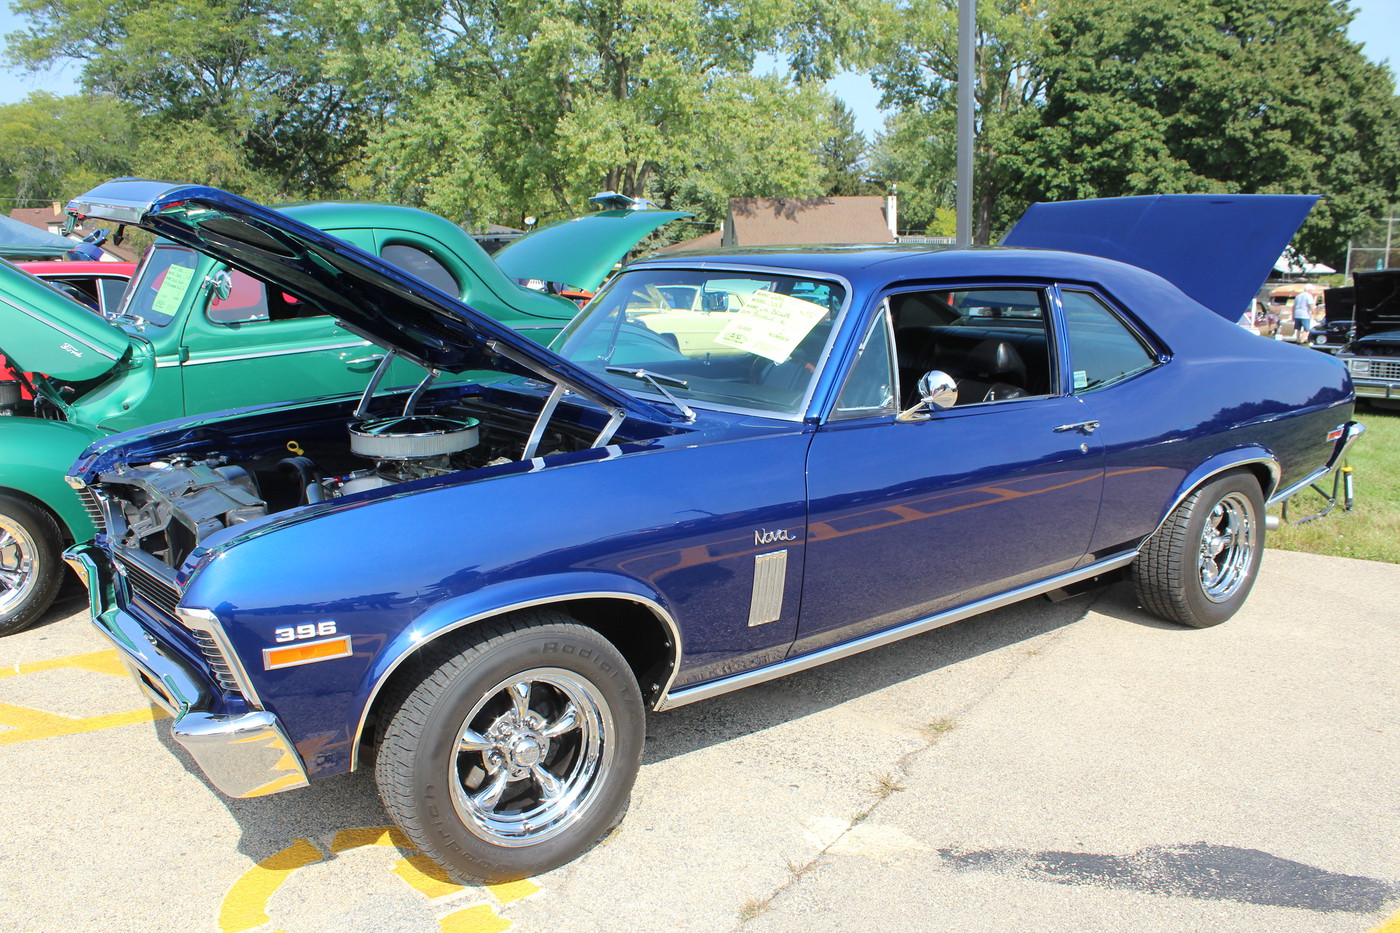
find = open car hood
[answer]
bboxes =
[0,257,131,382]
[493,208,691,292]
[69,179,672,422]
[1002,194,1318,321]
[1351,268,1400,341]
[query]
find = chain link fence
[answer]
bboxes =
[1344,208,1399,276]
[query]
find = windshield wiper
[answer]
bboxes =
[605,366,696,423]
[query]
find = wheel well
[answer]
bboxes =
[1236,462,1275,499]
[356,596,677,768]
[0,487,74,546]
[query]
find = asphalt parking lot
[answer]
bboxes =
[2,548,1397,933]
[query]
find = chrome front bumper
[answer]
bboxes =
[1352,380,1398,400]
[64,545,310,799]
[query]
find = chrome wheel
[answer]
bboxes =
[0,514,40,618]
[450,667,614,847]
[1198,491,1256,602]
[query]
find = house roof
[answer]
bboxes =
[725,196,895,246]
[652,230,723,254]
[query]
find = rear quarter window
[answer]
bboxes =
[1061,290,1158,391]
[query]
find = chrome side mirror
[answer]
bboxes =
[205,269,233,301]
[896,370,959,422]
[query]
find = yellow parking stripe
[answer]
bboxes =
[218,838,324,933]
[0,648,129,679]
[220,827,539,932]
[1369,908,1400,933]
[395,854,466,899]
[0,701,165,745]
[439,905,512,933]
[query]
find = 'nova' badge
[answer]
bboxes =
[754,528,798,546]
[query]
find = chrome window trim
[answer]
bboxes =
[183,340,371,366]
[831,300,899,418]
[1056,286,1163,393]
[349,591,683,771]
[656,551,1139,711]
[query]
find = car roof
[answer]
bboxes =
[633,243,1159,289]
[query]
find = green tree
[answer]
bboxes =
[0,93,138,205]
[336,0,887,227]
[1000,0,1400,265]
[818,99,878,196]
[869,0,1052,241]
[5,0,388,195]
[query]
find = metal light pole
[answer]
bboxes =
[956,0,975,245]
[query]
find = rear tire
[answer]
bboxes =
[1133,471,1265,628]
[375,611,645,883]
[0,494,64,637]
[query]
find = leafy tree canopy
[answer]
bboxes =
[0,92,138,205]
[6,0,390,195]
[999,0,1400,263]
[332,0,888,227]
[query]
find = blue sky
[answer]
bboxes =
[1,0,1398,137]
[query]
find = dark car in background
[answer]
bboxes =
[1336,268,1400,408]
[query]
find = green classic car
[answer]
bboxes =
[0,182,684,634]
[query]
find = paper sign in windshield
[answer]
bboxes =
[715,291,829,363]
[150,264,196,316]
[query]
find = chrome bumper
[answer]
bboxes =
[1352,380,1399,400]
[64,544,310,799]
[1267,421,1366,506]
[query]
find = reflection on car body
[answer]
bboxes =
[64,186,1360,887]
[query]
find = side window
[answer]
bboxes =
[833,304,897,417]
[208,270,270,323]
[1061,290,1157,391]
[890,287,1052,406]
[208,269,324,325]
[382,244,459,296]
[96,278,128,315]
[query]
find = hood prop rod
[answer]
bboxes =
[353,349,399,419]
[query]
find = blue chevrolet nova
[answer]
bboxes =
[64,182,1360,883]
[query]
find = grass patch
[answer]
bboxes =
[922,717,957,740]
[1267,405,1400,563]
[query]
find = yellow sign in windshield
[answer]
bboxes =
[150,263,196,316]
[715,291,829,363]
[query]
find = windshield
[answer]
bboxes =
[553,268,846,416]
[118,244,203,327]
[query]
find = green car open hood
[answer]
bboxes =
[68,178,675,422]
[493,208,691,292]
[0,257,131,382]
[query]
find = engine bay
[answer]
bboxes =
[97,390,631,570]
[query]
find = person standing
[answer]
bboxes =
[1292,288,1315,343]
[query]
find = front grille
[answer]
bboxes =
[112,550,245,698]
[114,552,180,620]
[1369,360,1400,380]
[189,630,243,695]
[74,486,106,533]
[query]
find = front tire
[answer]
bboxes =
[375,611,645,883]
[1133,471,1265,628]
[0,495,64,637]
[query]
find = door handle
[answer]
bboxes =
[345,354,385,372]
[1054,420,1100,435]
